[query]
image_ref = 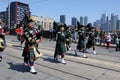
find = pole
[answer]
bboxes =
[8,0,10,28]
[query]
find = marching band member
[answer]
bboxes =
[54,24,67,64]
[75,25,87,58]
[0,18,9,62]
[22,19,42,74]
[65,26,72,51]
[86,27,97,55]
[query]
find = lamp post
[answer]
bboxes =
[8,0,10,28]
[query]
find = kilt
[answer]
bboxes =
[55,42,67,55]
[77,40,86,50]
[86,39,95,49]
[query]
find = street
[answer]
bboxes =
[0,35,120,80]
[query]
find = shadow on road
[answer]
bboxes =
[66,52,80,57]
[42,57,61,64]
[12,45,21,47]
[7,62,29,73]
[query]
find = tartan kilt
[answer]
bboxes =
[55,42,67,55]
[86,39,95,49]
[77,40,86,50]
[22,45,42,60]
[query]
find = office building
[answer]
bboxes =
[71,17,77,26]
[9,1,30,28]
[60,15,66,24]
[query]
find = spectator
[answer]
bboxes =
[115,34,120,51]
[105,33,111,49]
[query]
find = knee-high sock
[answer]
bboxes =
[93,46,95,51]
[0,52,2,57]
[29,59,34,66]
[61,54,64,58]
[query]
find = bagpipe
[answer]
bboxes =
[0,38,6,51]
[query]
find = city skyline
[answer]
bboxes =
[0,0,120,24]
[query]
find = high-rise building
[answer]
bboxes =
[9,1,30,28]
[71,17,77,26]
[93,20,101,29]
[117,20,120,31]
[84,16,88,26]
[110,13,118,32]
[80,16,84,25]
[60,15,66,24]
[101,13,106,30]
[105,16,110,32]
[0,11,7,23]
[101,13,106,24]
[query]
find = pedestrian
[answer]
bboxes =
[115,34,120,51]
[86,27,97,55]
[75,25,87,58]
[15,24,22,41]
[118,32,120,51]
[65,26,72,51]
[22,19,42,74]
[49,28,54,41]
[105,33,111,49]
[100,29,105,46]
[54,23,67,64]
[0,18,9,62]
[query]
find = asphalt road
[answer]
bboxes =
[0,35,120,80]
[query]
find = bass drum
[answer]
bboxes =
[0,38,6,51]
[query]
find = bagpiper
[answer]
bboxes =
[54,23,67,64]
[0,18,9,62]
[22,18,42,74]
[65,26,72,51]
[75,24,87,58]
[86,27,97,55]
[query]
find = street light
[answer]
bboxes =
[8,0,10,28]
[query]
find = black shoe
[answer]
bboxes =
[0,56,2,62]
[31,72,37,74]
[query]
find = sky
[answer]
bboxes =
[0,0,120,24]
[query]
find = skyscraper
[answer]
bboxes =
[101,13,106,24]
[117,20,120,31]
[106,16,110,31]
[60,15,66,24]
[101,13,106,30]
[84,16,88,26]
[80,16,84,25]
[110,13,118,32]
[71,17,77,26]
